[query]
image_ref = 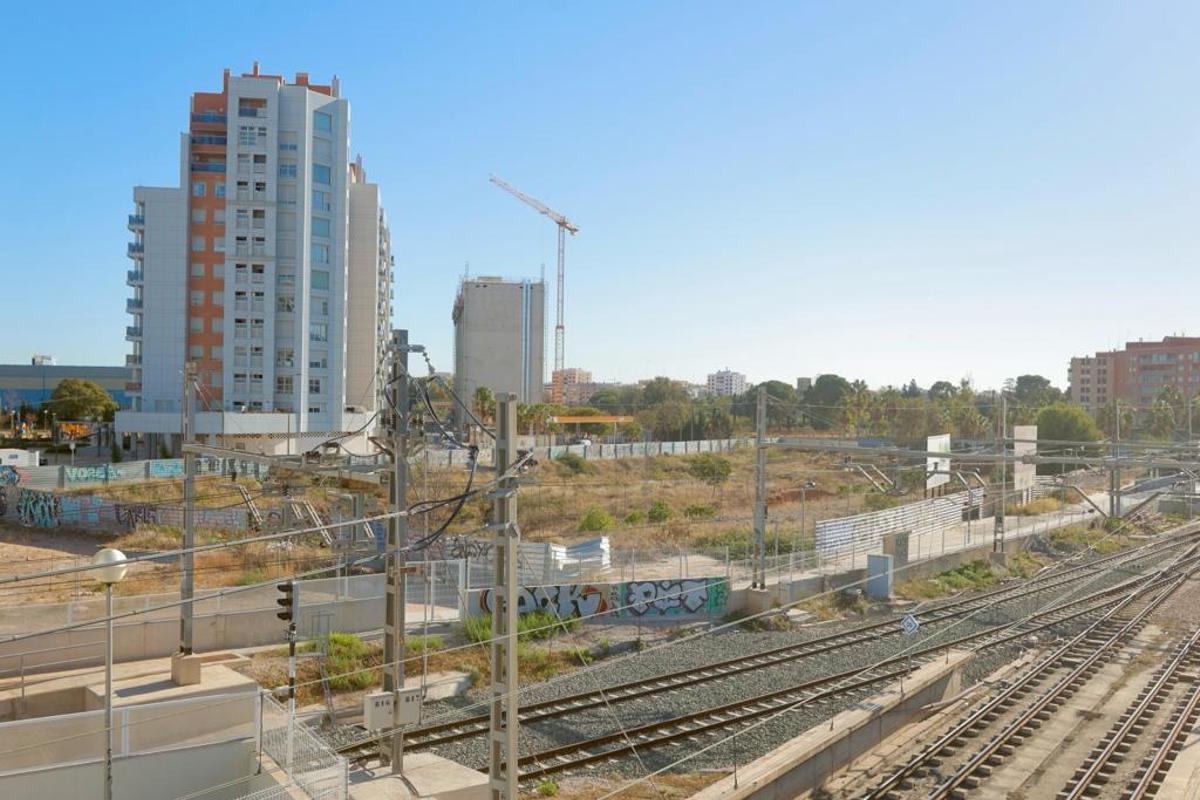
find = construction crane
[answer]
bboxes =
[489,174,578,375]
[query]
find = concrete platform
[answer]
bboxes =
[689,650,972,800]
[349,752,487,800]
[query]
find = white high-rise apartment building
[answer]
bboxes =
[119,66,393,455]
[706,369,747,397]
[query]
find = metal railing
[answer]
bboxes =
[256,692,347,799]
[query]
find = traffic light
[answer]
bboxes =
[276,581,295,622]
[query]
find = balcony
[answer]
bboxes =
[127,214,144,230]
[125,382,142,394]
[191,162,226,174]
[191,112,227,126]
[191,135,227,149]
[126,269,143,285]
[125,326,142,339]
[127,242,144,257]
[125,354,142,367]
[126,298,143,312]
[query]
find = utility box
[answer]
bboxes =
[364,688,422,730]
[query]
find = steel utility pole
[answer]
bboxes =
[384,330,410,772]
[180,361,197,653]
[753,386,767,588]
[1111,405,1121,519]
[489,394,520,800]
[993,394,1006,553]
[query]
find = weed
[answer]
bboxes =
[555,452,595,476]
[537,779,559,797]
[623,510,646,525]
[235,568,267,586]
[460,610,580,644]
[683,504,717,519]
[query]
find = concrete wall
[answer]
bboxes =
[0,739,277,800]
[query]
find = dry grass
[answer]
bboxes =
[528,771,727,799]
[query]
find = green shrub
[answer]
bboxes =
[301,632,379,691]
[404,635,444,654]
[563,645,593,665]
[235,568,267,586]
[110,443,123,463]
[555,452,594,475]
[537,780,559,797]
[460,610,580,644]
[648,500,674,523]
[863,492,900,511]
[624,510,646,525]
[462,614,492,644]
[579,505,615,531]
[683,503,716,519]
[158,442,172,459]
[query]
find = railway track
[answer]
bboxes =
[1119,657,1200,799]
[856,545,1200,800]
[1058,627,1200,800]
[340,531,1196,757]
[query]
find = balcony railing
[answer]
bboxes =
[126,269,143,284]
[126,298,143,312]
[127,242,144,256]
[125,354,142,366]
[125,326,142,339]
[125,382,142,393]
[191,162,226,173]
[191,135,227,146]
[191,112,227,125]
[127,214,144,228]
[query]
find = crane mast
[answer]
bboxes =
[489,175,577,376]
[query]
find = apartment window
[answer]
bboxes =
[314,298,329,316]
[235,263,248,284]
[312,190,331,211]
[278,184,297,205]
[237,153,251,175]
[214,183,226,198]
[278,239,297,258]
[210,346,221,360]
[279,131,298,152]
[213,263,224,278]
[252,209,266,228]
[189,345,203,358]
[238,98,266,117]
[308,405,323,415]
[314,139,332,163]
[279,160,297,178]
[213,209,225,224]
[191,181,206,197]
[308,378,322,395]
[190,263,206,278]
[276,348,294,367]
[277,271,295,287]
[309,322,328,342]
[253,154,267,174]
[313,111,332,132]
[236,209,249,229]
[311,217,331,238]
[311,270,330,290]
[309,352,328,369]
[312,244,330,264]
[211,292,223,306]
[276,376,294,394]
[192,209,206,223]
[191,236,205,252]
[277,295,295,312]
[190,290,204,307]
[212,318,223,333]
[190,318,203,333]
[211,372,223,387]
[312,164,331,184]
[213,238,225,253]
[237,125,259,146]
[252,237,266,256]
[278,211,296,231]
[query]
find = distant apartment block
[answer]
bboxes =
[118,65,393,455]
[550,367,592,404]
[796,376,812,395]
[1069,336,1200,412]
[0,364,133,409]
[453,277,545,421]
[706,369,747,397]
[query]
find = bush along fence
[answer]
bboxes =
[466,576,730,619]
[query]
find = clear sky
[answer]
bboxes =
[2,2,1197,391]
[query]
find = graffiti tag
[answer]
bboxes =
[17,489,60,528]
[0,466,21,486]
[619,579,729,617]
[476,584,612,619]
[114,503,159,528]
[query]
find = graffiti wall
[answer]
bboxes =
[615,578,729,617]
[468,577,729,620]
[2,488,247,531]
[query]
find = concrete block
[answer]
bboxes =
[350,752,487,800]
[743,588,774,615]
[170,652,203,686]
[866,554,893,600]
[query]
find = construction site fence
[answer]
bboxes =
[250,691,347,800]
[412,436,754,468]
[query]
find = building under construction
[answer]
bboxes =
[452,276,545,422]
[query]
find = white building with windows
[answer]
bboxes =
[705,369,747,397]
[118,66,392,455]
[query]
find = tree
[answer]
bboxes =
[901,379,922,399]
[472,386,495,424]
[803,374,851,430]
[1096,400,1134,439]
[928,381,958,401]
[641,377,688,407]
[840,380,873,437]
[588,388,622,411]
[1037,402,1102,444]
[48,378,118,422]
[1010,375,1062,408]
[688,453,733,497]
[1149,398,1177,440]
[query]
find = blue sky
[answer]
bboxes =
[2,2,1198,391]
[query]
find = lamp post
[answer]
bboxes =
[92,548,128,800]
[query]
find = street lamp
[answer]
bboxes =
[92,548,128,800]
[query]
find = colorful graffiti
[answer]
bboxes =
[149,460,184,479]
[16,489,60,528]
[617,578,729,617]
[59,494,110,526]
[0,466,22,486]
[0,487,7,517]
[114,503,159,527]
[474,584,612,618]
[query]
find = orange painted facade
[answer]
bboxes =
[187,88,227,402]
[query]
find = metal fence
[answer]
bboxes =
[0,455,269,491]
[254,692,347,800]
